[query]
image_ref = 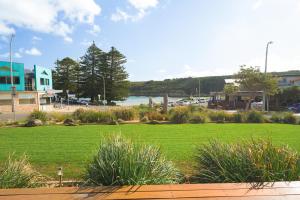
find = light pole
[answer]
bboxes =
[263,41,273,112]
[10,34,16,121]
[99,75,106,106]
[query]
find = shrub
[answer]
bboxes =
[140,116,149,122]
[169,107,190,124]
[113,109,136,121]
[232,113,244,123]
[85,135,179,186]
[271,112,297,124]
[48,112,70,122]
[282,113,297,124]
[189,113,207,124]
[0,155,45,188]
[73,108,85,119]
[74,110,115,124]
[28,110,47,122]
[194,139,300,185]
[208,111,228,123]
[246,111,264,123]
[147,111,166,121]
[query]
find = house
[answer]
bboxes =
[0,61,61,113]
[277,75,300,88]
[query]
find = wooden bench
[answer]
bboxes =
[1,181,300,199]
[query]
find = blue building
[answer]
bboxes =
[0,61,59,113]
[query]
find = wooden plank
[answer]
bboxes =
[1,182,300,200]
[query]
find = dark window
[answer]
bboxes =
[0,76,20,84]
[0,76,6,84]
[13,76,20,84]
[40,78,45,85]
[45,79,49,85]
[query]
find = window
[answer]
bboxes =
[0,76,20,84]
[13,76,20,84]
[45,79,50,85]
[40,78,45,85]
[0,77,5,84]
[19,98,35,104]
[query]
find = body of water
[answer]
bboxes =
[115,96,184,106]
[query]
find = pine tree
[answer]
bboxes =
[52,57,79,98]
[80,42,104,101]
[103,47,129,103]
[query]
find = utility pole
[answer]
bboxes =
[263,41,273,112]
[10,34,16,121]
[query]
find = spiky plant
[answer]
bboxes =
[85,135,179,185]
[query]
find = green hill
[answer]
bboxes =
[129,70,300,97]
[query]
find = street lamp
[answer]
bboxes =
[263,41,273,112]
[10,34,16,121]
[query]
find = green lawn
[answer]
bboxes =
[0,124,299,179]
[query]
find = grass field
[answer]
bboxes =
[0,123,300,179]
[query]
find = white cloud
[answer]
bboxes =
[80,39,92,46]
[252,0,263,10]
[14,52,22,58]
[32,36,42,41]
[111,0,158,22]
[128,0,158,10]
[25,47,42,56]
[87,24,101,35]
[0,0,101,41]
[111,9,131,22]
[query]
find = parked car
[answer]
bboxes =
[251,101,263,110]
[288,103,300,113]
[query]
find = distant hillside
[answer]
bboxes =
[129,70,300,97]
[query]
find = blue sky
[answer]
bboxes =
[0,0,300,81]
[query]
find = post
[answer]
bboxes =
[57,167,63,187]
[163,94,168,114]
[10,34,16,121]
[66,90,69,109]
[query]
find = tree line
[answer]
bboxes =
[52,42,129,104]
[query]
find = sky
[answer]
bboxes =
[0,0,300,81]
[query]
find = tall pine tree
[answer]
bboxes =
[103,47,129,103]
[52,57,80,98]
[80,42,104,101]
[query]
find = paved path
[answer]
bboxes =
[1,182,300,199]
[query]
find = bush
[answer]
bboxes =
[85,135,178,186]
[147,111,166,121]
[232,113,244,123]
[272,112,297,124]
[246,111,264,123]
[194,139,300,185]
[28,110,47,122]
[189,113,207,124]
[113,109,136,121]
[0,155,45,188]
[169,107,190,124]
[283,113,297,124]
[73,110,115,124]
[48,112,70,122]
[208,111,229,123]
[73,108,85,119]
